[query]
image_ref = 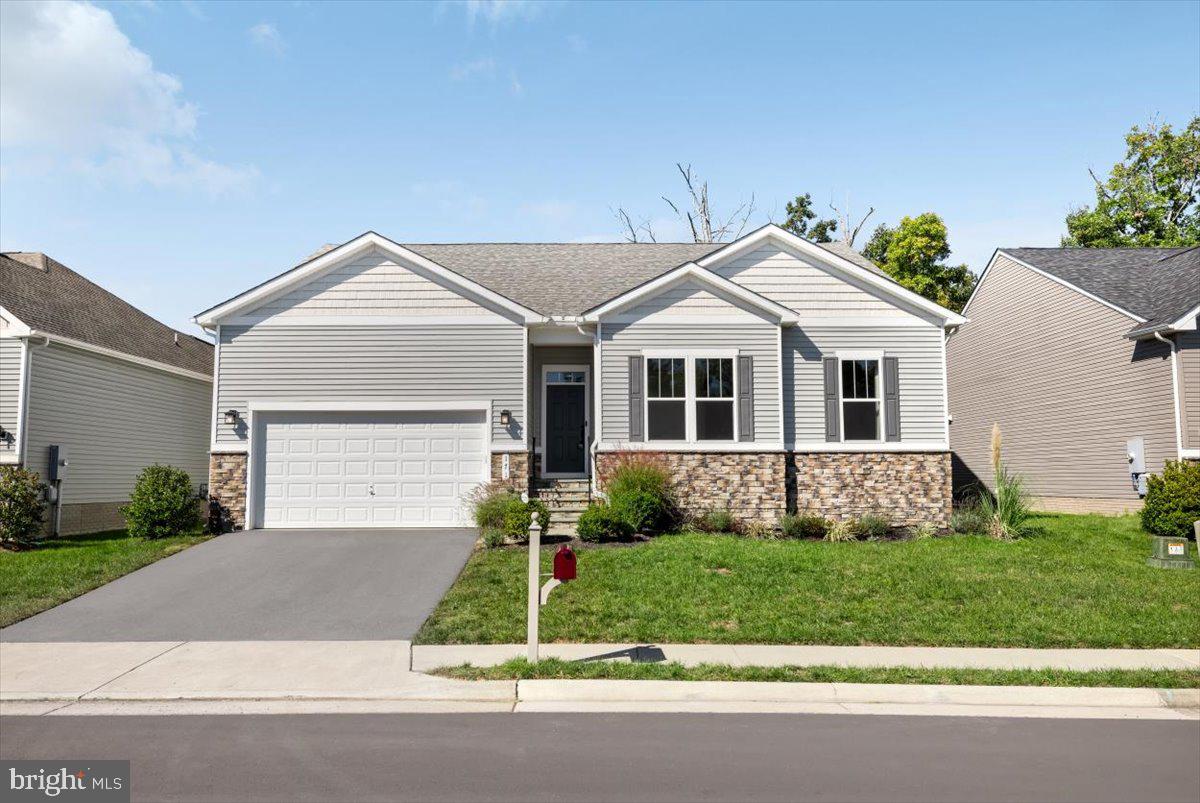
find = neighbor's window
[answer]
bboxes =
[841,359,880,441]
[647,357,686,440]
[694,357,734,441]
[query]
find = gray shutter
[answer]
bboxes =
[883,356,901,442]
[737,355,754,442]
[822,356,840,441]
[628,355,644,441]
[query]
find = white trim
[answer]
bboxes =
[776,325,785,451]
[643,353,739,445]
[540,363,591,479]
[27,330,213,383]
[0,306,32,337]
[940,329,951,444]
[965,250,1146,323]
[834,349,884,360]
[583,262,800,325]
[1180,448,1200,460]
[599,441,782,453]
[798,316,938,328]
[522,327,530,458]
[787,441,950,453]
[835,353,884,444]
[490,443,530,453]
[0,455,18,464]
[1168,336,1184,459]
[210,443,248,454]
[696,225,967,326]
[10,338,31,463]
[1168,305,1200,332]
[643,348,740,359]
[591,322,603,494]
[209,325,222,447]
[221,314,514,328]
[246,399,493,413]
[195,231,546,326]
[596,441,950,453]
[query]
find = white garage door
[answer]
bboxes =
[256,410,487,528]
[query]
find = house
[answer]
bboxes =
[947,247,1199,514]
[193,224,966,533]
[0,252,213,535]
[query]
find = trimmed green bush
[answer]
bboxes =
[1141,460,1200,539]
[0,466,46,548]
[468,483,548,542]
[609,489,665,534]
[853,514,892,540]
[693,509,737,534]
[780,513,830,539]
[122,464,200,539]
[603,453,677,534]
[576,503,634,543]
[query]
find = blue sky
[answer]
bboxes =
[1,0,1197,335]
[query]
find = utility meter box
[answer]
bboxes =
[1126,437,1146,496]
[48,445,68,483]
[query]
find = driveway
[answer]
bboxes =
[0,529,477,642]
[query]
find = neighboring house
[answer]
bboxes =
[947,247,1200,514]
[194,224,965,532]
[0,253,214,535]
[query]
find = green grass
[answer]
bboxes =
[435,658,1200,689]
[0,529,210,627]
[415,513,1200,648]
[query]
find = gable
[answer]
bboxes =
[606,277,780,324]
[225,246,523,325]
[711,242,936,324]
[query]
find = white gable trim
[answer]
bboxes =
[195,231,546,327]
[1169,304,1200,331]
[0,306,31,338]
[698,224,967,326]
[582,262,799,324]
[965,250,1146,323]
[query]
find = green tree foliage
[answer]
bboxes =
[780,193,838,242]
[861,223,895,267]
[1064,117,1200,247]
[869,213,975,312]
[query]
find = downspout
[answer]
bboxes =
[1154,330,1184,460]
[24,335,61,535]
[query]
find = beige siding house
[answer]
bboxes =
[948,247,1199,513]
[195,226,966,534]
[1,253,213,535]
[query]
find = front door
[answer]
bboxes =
[545,382,587,475]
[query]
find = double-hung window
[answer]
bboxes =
[841,358,881,441]
[646,355,736,442]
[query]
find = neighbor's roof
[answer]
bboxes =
[1,252,213,375]
[1001,247,1200,335]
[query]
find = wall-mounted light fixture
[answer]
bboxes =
[223,409,240,425]
[499,409,511,426]
[0,426,9,440]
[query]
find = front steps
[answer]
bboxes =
[531,478,591,536]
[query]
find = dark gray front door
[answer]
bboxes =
[546,384,586,474]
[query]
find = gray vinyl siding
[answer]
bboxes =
[23,342,211,503]
[785,325,946,445]
[947,254,1177,501]
[1178,327,1200,449]
[216,324,526,447]
[1,338,21,458]
[600,322,780,444]
[530,345,593,452]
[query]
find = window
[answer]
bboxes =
[546,370,585,384]
[647,357,686,440]
[694,357,734,441]
[841,358,880,441]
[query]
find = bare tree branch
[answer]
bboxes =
[829,196,876,247]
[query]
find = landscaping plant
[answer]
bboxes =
[780,513,830,539]
[576,503,634,543]
[693,509,737,534]
[0,466,46,548]
[978,423,1032,540]
[741,520,777,540]
[824,520,857,542]
[1140,460,1200,539]
[950,501,989,534]
[602,452,677,534]
[853,514,892,540]
[468,482,547,543]
[122,464,201,539]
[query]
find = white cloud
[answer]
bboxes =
[450,57,496,81]
[248,22,285,56]
[462,0,543,27]
[508,69,523,96]
[0,1,257,195]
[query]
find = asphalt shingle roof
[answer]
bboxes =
[1001,247,1200,335]
[1,253,213,375]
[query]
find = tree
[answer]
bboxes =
[780,193,838,242]
[615,163,756,243]
[1063,117,1200,247]
[861,223,894,267]
[875,213,975,312]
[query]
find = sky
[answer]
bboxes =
[1,0,1198,336]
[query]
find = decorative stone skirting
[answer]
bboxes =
[596,451,788,524]
[789,451,952,528]
[209,452,247,532]
[490,451,530,495]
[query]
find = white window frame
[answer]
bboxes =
[643,349,739,444]
[836,350,885,444]
[540,363,591,479]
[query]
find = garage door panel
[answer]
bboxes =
[257,410,486,528]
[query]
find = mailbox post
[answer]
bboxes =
[527,513,578,663]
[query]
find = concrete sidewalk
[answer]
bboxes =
[412,643,1200,672]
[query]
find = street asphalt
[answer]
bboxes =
[0,528,477,642]
[2,712,1196,802]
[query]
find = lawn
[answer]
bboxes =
[435,659,1200,689]
[0,529,210,627]
[415,513,1200,648]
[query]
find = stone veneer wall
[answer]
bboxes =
[209,452,247,532]
[490,451,530,495]
[595,451,788,524]
[789,452,952,528]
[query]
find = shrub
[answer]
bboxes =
[603,453,677,534]
[481,528,507,549]
[824,520,857,542]
[853,514,892,540]
[503,497,549,541]
[742,520,777,540]
[468,483,547,541]
[908,522,938,540]
[122,464,200,539]
[951,501,989,534]
[693,509,737,533]
[1141,460,1200,539]
[576,503,634,543]
[978,464,1032,540]
[0,466,46,548]
[780,513,830,539]
[609,489,666,534]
